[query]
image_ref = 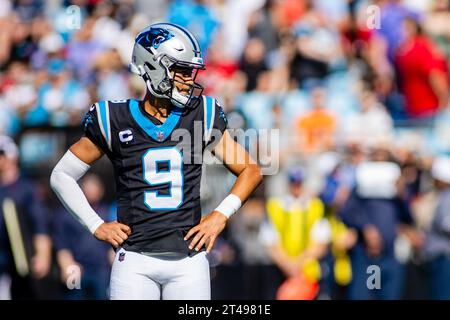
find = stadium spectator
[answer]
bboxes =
[260,167,331,299]
[247,0,283,55]
[53,173,113,300]
[423,156,450,299]
[375,0,419,63]
[318,157,357,299]
[238,38,270,92]
[422,0,450,62]
[342,89,394,149]
[340,149,419,299]
[29,58,89,127]
[0,60,36,128]
[290,1,342,89]
[0,135,52,299]
[395,17,449,119]
[66,16,106,85]
[296,86,337,155]
[342,1,391,75]
[8,14,37,63]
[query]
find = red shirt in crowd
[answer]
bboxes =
[395,36,448,118]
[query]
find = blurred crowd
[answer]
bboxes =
[0,0,450,300]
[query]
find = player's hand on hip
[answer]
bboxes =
[94,221,131,248]
[184,211,228,253]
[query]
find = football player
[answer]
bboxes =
[50,23,262,300]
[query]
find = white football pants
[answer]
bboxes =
[109,247,211,300]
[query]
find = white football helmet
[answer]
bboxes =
[129,23,205,108]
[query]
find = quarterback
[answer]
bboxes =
[50,23,262,300]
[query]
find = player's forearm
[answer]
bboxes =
[50,151,104,234]
[229,163,262,204]
[214,164,262,219]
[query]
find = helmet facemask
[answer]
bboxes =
[159,55,205,109]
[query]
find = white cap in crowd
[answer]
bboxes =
[0,135,19,160]
[356,161,401,199]
[431,156,450,185]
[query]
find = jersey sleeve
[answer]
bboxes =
[204,98,228,148]
[82,103,110,153]
[213,100,228,133]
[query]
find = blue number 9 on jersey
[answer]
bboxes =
[142,147,184,210]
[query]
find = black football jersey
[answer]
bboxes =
[82,96,227,255]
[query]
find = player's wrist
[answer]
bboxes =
[91,219,106,236]
[214,194,242,219]
[214,210,230,221]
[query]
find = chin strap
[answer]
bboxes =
[133,61,190,108]
[170,86,189,108]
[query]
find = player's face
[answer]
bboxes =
[171,67,195,95]
[167,62,204,106]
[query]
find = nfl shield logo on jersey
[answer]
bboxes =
[118,252,125,262]
[156,131,165,142]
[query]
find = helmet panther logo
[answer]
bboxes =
[137,27,175,50]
